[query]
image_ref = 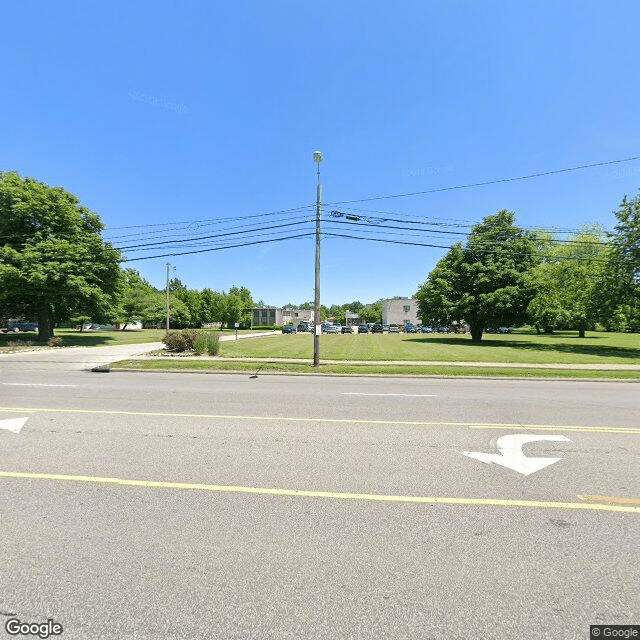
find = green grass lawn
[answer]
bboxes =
[112,359,640,379]
[0,328,167,349]
[0,327,278,351]
[0,327,275,350]
[217,330,640,365]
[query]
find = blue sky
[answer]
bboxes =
[3,0,640,307]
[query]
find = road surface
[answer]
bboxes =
[1,348,638,639]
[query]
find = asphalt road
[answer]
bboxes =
[0,347,638,639]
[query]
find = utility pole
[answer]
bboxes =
[313,151,323,367]
[165,262,174,331]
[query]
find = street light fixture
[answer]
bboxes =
[313,151,322,367]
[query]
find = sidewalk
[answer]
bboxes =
[0,342,165,371]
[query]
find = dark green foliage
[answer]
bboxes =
[604,191,640,326]
[416,210,538,342]
[0,172,122,342]
[526,226,607,337]
[221,286,254,328]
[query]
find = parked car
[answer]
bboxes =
[382,324,390,332]
[341,325,352,334]
[436,326,450,333]
[371,324,383,333]
[498,326,510,334]
[404,323,417,333]
[389,324,400,333]
[6,321,38,332]
[325,324,340,334]
[297,323,310,332]
[282,325,296,334]
[357,324,369,333]
[420,326,433,333]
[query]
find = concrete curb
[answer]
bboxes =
[107,366,640,382]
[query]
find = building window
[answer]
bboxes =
[403,305,410,313]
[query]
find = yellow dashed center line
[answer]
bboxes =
[1,471,640,514]
[0,406,638,435]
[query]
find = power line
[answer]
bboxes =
[123,225,318,254]
[117,218,314,250]
[328,212,611,246]
[122,232,316,262]
[335,205,609,235]
[326,155,640,205]
[104,204,315,232]
[323,232,609,262]
[99,154,640,235]
[103,211,314,242]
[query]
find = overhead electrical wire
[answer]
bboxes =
[117,209,609,256]
[98,153,640,235]
[124,225,319,253]
[103,209,316,243]
[122,232,315,262]
[103,204,316,232]
[323,232,609,262]
[327,212,611,247]
[325,155,640,205]
[117,218,315,250]
[334,205,609,236]
[3,155,633,262]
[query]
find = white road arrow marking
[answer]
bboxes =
[462,434,571,476]
[0,417,29,434]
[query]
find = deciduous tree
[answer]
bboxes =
[605,191,640,329]
[526,226,607,337]
[415,210,538,342]
[0,172,122,342]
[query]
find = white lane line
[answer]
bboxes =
[341,393,437,397]
[1,383,78,388]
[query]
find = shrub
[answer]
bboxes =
[194,332,220,356]
[47,337,63,347]
[163,329,199,352]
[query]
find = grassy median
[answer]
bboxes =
[111,358,640,379]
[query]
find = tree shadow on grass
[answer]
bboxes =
[1,332,124,348]
[55,334,122,347]
[408,335,640,360]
